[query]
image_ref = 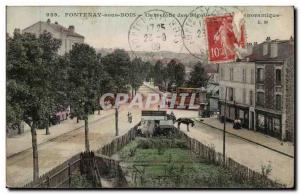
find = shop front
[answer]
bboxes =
[255,110,282,139]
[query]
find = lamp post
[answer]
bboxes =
[223,87,227,164]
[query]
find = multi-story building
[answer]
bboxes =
[247,37,294,141]
[219,61,256,129]
[22,19,84,55]
[206,70,219,114]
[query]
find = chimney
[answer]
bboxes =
[47,19,51,24]
[68,25,75,33]
[246,42,253,55]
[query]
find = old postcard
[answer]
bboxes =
[6,6,295,189]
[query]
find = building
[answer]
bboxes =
[22,19,84,55]
[219,61,256,129]
[206,66,219,114]
[247,37,294,142]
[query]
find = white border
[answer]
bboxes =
[1,1,298,194]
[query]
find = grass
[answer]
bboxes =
[116,137,260,188]
[68,136,279,188]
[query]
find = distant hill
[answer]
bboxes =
[96,48,215,73]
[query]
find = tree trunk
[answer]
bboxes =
[31,122,39,181]
[115,108,119,136]
[84,118,90,152]
[45,117,50,135]
[77,117,79,123]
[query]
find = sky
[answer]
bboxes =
[6,6,294,53]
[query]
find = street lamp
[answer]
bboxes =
[223,87,228,164]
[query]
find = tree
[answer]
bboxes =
[102,49,131,93]
[38,32,63,135]
[187,61,208,88]
[6,31,61,181]
[152,60,165,87]
[166,59,186,89]
[129,57,145,96]
[67,43,102,151]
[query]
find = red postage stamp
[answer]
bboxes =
[205,14,246,63]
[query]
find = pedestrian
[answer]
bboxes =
[129,112,132,123]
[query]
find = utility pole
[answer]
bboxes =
[223,87,227,164]
[115,106,119,136]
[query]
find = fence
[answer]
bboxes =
[96,124,137,156]
[23,153,81,188]
[23,122,284,188]
[22,124,138,188]
[179,131,286,188]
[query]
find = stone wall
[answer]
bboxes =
[284,56,295,142]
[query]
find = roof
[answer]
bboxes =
[23,21,84,38]
[203,64,217,73]
[246,39,294,62]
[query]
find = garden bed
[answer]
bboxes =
[113,136,277,188]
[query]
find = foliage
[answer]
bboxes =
[129,58,151,93]
[151,59,186,91]
[187,61,208,88]
[7,31,62,179]
[102,49,131,93]
[7,31,61,127]
[67,43,104,120]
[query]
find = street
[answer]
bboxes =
[6,84,294,187]
[175,117,294,187]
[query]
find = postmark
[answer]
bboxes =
[128,9,183,57]
[182,6,245,62]
[205,14,246,63]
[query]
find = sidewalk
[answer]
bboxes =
[6,108,121,158]
[195,117,294,157]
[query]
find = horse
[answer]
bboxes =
[176,118,195,132]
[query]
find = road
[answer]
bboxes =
[6,84,294,187]
[173,116,294,187]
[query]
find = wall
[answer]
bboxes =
[219,62,255,106]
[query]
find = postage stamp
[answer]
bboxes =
[205,14,246,63]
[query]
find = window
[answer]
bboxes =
[220,87,224,100]
[220,68,224,80]
[276,95,281,110]
[258,114,265,128]
[250,69,254,84]
[249,90,253,106]
[243,88,246,104]
[273,118,281,133]
[242,69,246,82]
[230,68,234,81]
[276,69,281,84]
[257,92,264,106]
[228,87,234,101]
[257,68,264,82]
